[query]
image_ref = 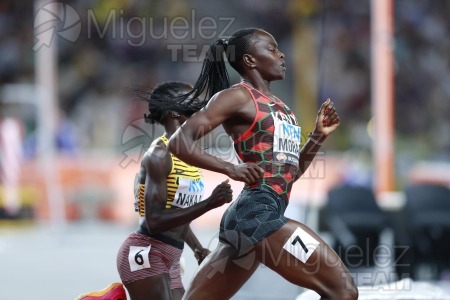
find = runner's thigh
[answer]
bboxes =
[183,242,260,300]
[255,219,356,297]
[126,273,172,300]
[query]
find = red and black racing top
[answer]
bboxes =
[233,82,301,202]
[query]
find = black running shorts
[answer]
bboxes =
[219,185,288,248]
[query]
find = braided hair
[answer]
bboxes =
[127,81,204,124]
[177,28,262,105]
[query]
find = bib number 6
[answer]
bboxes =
[128,245,151,271]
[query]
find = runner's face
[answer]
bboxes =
[250,31,286,81]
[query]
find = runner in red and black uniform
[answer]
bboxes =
[234,81,300,201]
[168,28,358,300]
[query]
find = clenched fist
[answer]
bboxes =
[206,179,233,208]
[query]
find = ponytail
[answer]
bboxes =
[176,39,231,105]
[177,28,260,106]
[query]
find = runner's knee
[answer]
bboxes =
[336,286,358,300]
[322,283,358,300]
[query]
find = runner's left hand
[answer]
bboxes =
[315,98,340,136]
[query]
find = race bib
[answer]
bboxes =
[283,227,320,263]
[272,115,301,166]
[172,177,205,208]
[129,245,151,271]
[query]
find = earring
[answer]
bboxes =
[171,112,180,117]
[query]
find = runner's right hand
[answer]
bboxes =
[226,164,264,185]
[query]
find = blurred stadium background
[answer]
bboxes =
[0,0,449,299]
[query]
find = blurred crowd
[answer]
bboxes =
[0,0,449,170]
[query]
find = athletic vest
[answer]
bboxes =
[134,136,205,218]
[233,82,301,201]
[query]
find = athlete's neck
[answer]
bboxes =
[241,78,274,99]
[163,120,182,137]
